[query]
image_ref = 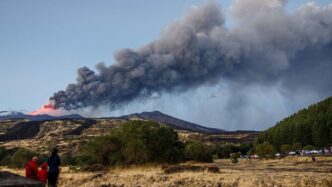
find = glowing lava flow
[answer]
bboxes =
[29,102,60,116]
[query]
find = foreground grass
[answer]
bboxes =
[3,156,332,187]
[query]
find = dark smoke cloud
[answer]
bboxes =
[51,0,332,111]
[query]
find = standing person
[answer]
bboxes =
[25,156,39,180]
[47,148,61,187]
[38,162,48,186]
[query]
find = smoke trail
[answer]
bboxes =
[51,0,332,110]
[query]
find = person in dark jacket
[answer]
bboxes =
[47,148,61,187]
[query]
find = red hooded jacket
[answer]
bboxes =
[25,160,38,180]
[38,162,48,183]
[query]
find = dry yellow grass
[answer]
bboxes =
[2,156,332,187]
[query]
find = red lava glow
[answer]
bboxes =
[29,102,59,116]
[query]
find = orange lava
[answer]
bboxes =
[29,102,59,116]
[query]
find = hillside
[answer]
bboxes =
[118,111,225,133]
[255,96,332,149]
[0,111,257,154]
[0,111,83,121]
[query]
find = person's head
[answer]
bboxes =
[41,162,48,170]
[32,156,38,162]
[51,148,58,156]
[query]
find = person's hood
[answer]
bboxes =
[41,162,48,170]
[29,160,38,165]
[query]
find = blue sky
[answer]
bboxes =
[0,0,331,130]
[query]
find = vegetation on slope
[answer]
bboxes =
[255,97,332,150]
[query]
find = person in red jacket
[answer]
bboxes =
[38,162,48,185]
[25,156,39,180]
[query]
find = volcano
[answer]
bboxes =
[0,111,83,121]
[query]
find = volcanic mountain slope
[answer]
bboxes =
[0,118,122,154]
[0,111,83,121]
[117,111,225,134]
[0,111,257,154]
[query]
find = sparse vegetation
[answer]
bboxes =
[5,156,331,187]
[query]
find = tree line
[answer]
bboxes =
[255,96,332,151]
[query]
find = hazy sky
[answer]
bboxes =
[0,0,331,130]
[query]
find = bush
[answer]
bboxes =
[75,154,95,166]
[212,143,252,159]
[292,142,302,151]
[0,147,6,160]
[215,144,237,158]
[280,144,292,153]
[184,140,213,162]
[0,147,12,165]
[303,145,315,150]
[84,136,122,166]
[9,148,36,168]
[230,152,241,163]
[255,142,276,158]
[62,153,77,166]
[0,147,46,167]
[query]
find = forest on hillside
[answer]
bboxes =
[255,97,332,150]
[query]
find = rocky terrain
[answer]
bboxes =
[0,111,257,154]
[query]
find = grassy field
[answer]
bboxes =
[2,156,332,187]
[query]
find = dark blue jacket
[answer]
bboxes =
[47,155,61,172]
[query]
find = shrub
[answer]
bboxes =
[84,135,122,166]
[303,145,315,150]
[0,147,12,165]
[0,147,6,160]
[292,142,302,151]
[215,144,237,158]
[9,148,36,168]
[212,143,252,159]
[230,152,241,163]
[75,154,95,166]
[184,140,213,162]
[280,144,292,153]
[62,153,77,166]
[255,142,276,158]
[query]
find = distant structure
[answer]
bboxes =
[0,171,43,187]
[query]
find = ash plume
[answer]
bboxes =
[51,0,332,111]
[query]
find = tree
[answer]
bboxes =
[280,144,292,153]
[254,97,332,149]
[84,135,122,166]
[81,120,184,166]
[184,140,213,162]
[230,152,241,163]
[10,148,35,168]
[292,142,302,151]
[303,145,315,150]
[255,142,276,158]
